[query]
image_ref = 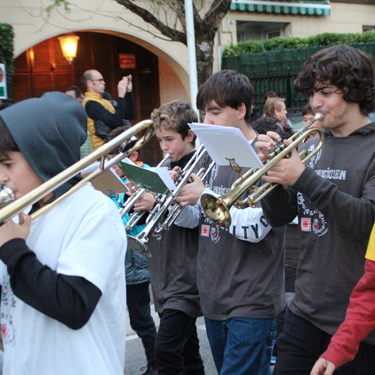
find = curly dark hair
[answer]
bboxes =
[294,44,375,116]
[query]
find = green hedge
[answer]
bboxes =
[222,42,375,78]
[223,31,375,57]
[0,23,15,100]
[222,32,375,109]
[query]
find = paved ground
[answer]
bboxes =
[124,306,218,375]
[0,302,278,374]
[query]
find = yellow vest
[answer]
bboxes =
[83,92,115,150]
[366,224,375,262]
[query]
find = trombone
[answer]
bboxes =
[127,145,213,258]
[0,186,15,206]
[201,113,324,228]
[119,152,171,226]
[0,120,154,226]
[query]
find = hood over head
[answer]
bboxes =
[0,92,87,198]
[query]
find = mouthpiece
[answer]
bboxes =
[0,186,15,204]
[314,113,324,121]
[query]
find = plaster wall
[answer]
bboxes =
[2,1,375,98]
[0,0,190,103]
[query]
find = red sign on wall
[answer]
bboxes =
[119,54,136,69]
[0,67,3,82]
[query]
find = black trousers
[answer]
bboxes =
[127,283,157,368]
[154,309,205,375]
[273,308,375,375]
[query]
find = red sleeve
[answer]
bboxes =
[321,259,375,368]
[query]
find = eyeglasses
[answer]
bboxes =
[90,78,105,82]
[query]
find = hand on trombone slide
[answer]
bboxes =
[0,212,31,247]
[255,132,306,187]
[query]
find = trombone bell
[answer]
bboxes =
[127,236,152,258]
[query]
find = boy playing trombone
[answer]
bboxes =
[0,92,127,374]
[129,100,206,375]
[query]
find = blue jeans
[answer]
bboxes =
[204,316,276,375]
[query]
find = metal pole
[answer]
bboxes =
[184,0,199,119]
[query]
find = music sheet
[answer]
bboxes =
[118,162,176,195]
[189,123,263,168]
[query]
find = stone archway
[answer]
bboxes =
[12,31,187,165]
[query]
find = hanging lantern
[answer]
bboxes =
[58,34,80,64]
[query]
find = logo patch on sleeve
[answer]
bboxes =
[301,218,311,232]
[201,224,210,237]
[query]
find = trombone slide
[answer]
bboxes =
[0,120,154,226]
[127,145,211,258]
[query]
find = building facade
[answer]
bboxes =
[0,0,374,162]
[1,0,375,103]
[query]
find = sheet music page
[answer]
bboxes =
[118,163,175,195]
[80,156,135,175]
[109,167,130,191]
[81,155,132,194]
[189,123,263,168]
[149,167,176,192]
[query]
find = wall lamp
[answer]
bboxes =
[58,33,80,64]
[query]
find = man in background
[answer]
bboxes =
[81,70,135,150]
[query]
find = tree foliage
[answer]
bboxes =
[0,23,14,73]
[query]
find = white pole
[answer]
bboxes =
[184,0,199,120]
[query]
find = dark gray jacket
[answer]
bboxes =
[262,123,375,344]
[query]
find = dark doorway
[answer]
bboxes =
[12,32,163,166]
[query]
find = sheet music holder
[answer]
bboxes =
[81,161,129,195]
[118,162,176,196]
[189,123,263,168]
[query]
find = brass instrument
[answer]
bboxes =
[120,152,171,226]
[0,120,154,226]
[0,186,15,205]
[127,145,212,258]
[157,159,215,231]
[200,113,324,228]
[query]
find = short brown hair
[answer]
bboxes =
[294,44,375,116]
[104,125,139,156]
[151,100,197,146]
[196,70,254,124]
